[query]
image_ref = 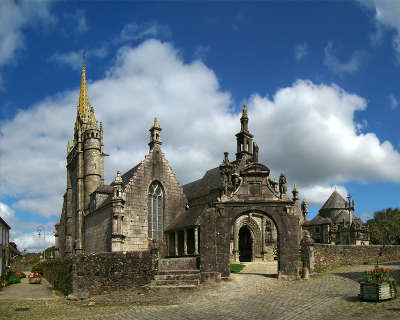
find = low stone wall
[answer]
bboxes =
[42,250,159,298]
[42,258,73,295]
[72,250,159,297]
[313,244,400,272]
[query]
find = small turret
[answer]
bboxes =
[149,117,162,151]
[235,105,254,162]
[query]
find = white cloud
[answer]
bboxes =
[324,42,364,75]
[0,0,55,89]
[358,0,400,62]
[64,9,88,34]
[117,21,171,43]
[10,229,54,253]
[0,201,15,222]
[294,43,308,61]
[389,94,398,110]
[300,185,348,207]
[2,39,400,225]
[49,46,108,69]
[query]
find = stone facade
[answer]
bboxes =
[0,217,10,281]
[303,191,370,245]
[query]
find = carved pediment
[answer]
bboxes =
[241,163,270,177]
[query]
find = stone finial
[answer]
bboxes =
[222,152,230,165]
[114,171,123,184]
[301,199,308,219]
[292,184,299,202]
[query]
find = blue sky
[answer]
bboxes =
[1,0,400,252]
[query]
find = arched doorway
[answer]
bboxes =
[239,226,253,262]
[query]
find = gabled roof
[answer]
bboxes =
[182,167,222,200]
[94,184,113,194]
[121,163,141,186]
[0,216,10,229]
[320,190,347,210]
[165,206,205,231]
[303,215,332,226]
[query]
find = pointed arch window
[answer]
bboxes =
[147,182,164,239]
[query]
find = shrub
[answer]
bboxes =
[6,272,21,285]
[32,261,43,274]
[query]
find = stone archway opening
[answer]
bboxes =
[239,226,253,262]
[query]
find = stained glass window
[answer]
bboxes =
[148,182,164,239]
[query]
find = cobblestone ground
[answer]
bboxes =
[2,262,400,320]
[105,262,400,320]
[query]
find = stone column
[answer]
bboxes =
[184,228,188,255]
[261,216,265,261]
[194,226,199,255]
[233,221,238,262]
[175,231,179,256]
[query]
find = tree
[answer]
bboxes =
[367,208,400,245]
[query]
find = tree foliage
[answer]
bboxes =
[367,208,400,245]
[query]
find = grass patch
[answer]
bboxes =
[230,264,245,273]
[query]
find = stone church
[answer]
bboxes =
[303,190,370,245]
[55,62,308,279]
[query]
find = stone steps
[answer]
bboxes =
[149,257,200,291]
[151,279,200,286]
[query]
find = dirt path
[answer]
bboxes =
[0,272,56,300]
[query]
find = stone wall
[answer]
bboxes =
[42,250,159,298]
[72,250,159,297]
[313,244,400,272]
[84,206,112,252]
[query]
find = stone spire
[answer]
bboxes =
[77,52,90,119]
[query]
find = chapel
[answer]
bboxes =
[55,61,308,279]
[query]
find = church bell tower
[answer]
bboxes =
[65,54,104,254]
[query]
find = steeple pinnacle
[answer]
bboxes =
[240,105,249,132]
[78,52,90,119]
[149,117,162,151]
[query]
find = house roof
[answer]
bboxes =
[182,167,222,200]
[320,190,347,210]
[0,216,10,229]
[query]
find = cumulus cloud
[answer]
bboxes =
[2,39,400,227]
[358,0,400,62]
[294,43,308,61]
[324,42,365,75]
[0,0,55,89]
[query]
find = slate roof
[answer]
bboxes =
[320,190,347,210]
[333,209,353,224]
[121,163,141,186]
[165,206,205,231]
[94,184,113,194]
[303,215,332,226]
[182,167,222,200]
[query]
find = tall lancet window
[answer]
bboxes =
[147,182,164,239]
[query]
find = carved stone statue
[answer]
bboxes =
[301,199,308,219]
[279,173,287,198]
[231,173,241,193]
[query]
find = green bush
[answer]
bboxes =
[32,261,43,274]
[42,259,72,295]
[6,273,21,285]
[20,272,26,278]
